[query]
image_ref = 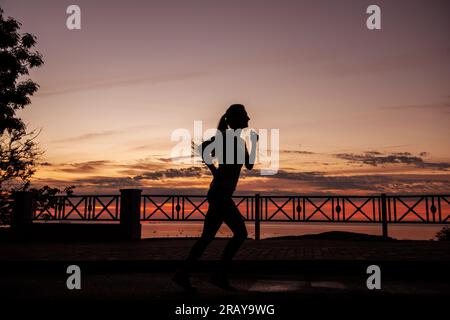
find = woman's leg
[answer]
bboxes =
[208,198,247,288]
[221,198,248,262]
[173,196,224,290]
[183,196,224,269]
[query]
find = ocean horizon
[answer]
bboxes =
[140,221,442,240]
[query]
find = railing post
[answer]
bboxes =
[255,193,260,240]
[12,191,35,231]
[381,193,388,239]
[120,189,142,240]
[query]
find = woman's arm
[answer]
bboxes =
[199,138,218,176]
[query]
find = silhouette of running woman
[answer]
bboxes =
[173,104,257,291]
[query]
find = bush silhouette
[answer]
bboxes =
[435,226,450,241]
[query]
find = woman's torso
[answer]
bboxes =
[208,132,245,195]
[209,163,242,195]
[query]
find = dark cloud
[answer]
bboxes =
[134,167,207,180]
[334,152,450,171]
[51,159,166,174]
[38,162,52,166]
[391,152,412,156]
[119,160,171,172]
[74,176,140,189]
[30,150,450,194]
[37,167,209,191]
[281,150,316,155]
[242,169,381,191]
[242,169,450,193]
[33,166,450,194]
[58,160,112,173]
[156,155,198,163]
[363,151,383,155]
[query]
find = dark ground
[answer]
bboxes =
[1,236,449,318]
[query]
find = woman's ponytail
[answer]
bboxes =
[217,113,228,132]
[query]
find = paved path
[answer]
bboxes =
[1,238,449,317]
[2,238,450,262]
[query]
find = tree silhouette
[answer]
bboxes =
[0,6,43,190]
[0,6,45,223]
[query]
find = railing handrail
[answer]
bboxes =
[37,194,450,198]
[23,193,450,240]
[6,191,448,240]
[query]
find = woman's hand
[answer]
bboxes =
[249,130,259,144]
[245,130,258,170]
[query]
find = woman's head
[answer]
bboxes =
[217,104,250,131]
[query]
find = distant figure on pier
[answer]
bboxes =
[173,104,258,292]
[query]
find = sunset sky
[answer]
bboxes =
[3,0,450,195]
